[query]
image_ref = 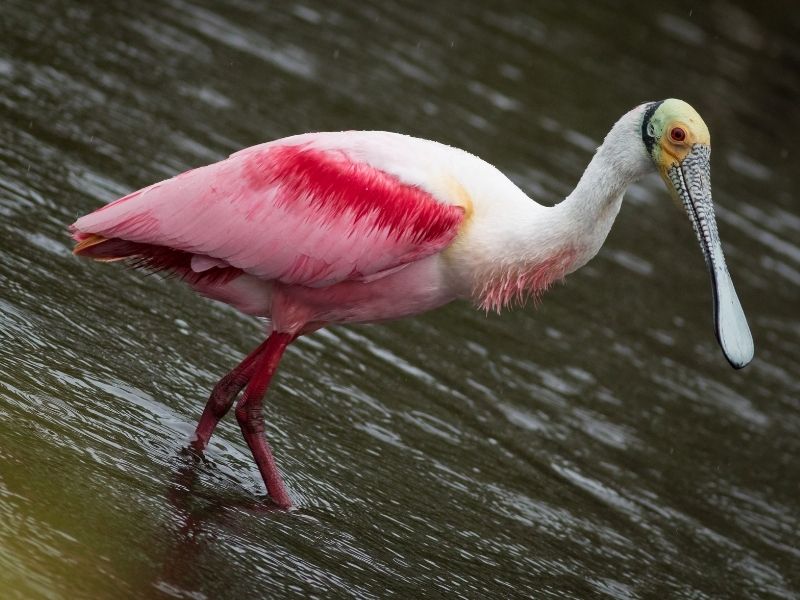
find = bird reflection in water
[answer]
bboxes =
[154,449,285,597]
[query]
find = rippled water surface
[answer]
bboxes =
[2,1,799,598]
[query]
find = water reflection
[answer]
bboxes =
[157,452,278,598]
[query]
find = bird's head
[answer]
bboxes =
[640,99,753,369]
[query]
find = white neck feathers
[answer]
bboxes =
[471,105,652,311]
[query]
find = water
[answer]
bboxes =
[1,1,799,598]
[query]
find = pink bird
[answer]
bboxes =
[72,99,753,507]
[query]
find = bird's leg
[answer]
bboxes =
[234,331,294,508]
[191,339,271,452]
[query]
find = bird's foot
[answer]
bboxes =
[181,440,210,464]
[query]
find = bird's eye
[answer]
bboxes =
[670,127,687,142]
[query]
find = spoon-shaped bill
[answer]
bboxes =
[708,246,753,369]
[667,145,754,369]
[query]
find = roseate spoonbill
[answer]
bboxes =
[71,99,754,507]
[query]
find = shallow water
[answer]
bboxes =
[1,1,799,598]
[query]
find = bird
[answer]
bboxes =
[71,98,754,508]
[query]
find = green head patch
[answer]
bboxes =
[642,98,711,173]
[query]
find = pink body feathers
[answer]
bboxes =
[73,134,474,329]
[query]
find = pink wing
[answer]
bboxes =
[71,138,465,288]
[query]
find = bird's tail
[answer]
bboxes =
[72,233,128,261]
[71,231,241,286]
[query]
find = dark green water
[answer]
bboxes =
[1,1,798,598]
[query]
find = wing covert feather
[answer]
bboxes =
[72,138,465,287]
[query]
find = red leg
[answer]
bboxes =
[191,339,270,452]
[235,332,294,508]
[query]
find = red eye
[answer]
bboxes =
[670,127,686,142]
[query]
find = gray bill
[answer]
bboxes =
[667,145,754,369]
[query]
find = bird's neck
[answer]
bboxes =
[553,136,646,271]
[473,113,650,312]
[553,106,654,264]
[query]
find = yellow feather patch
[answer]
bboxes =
[442,174,474,225]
